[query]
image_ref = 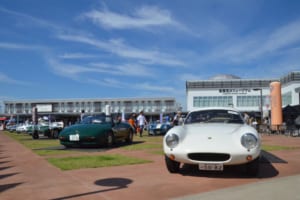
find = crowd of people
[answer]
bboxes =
[127,111,148,137]
[126,110,183,137]
[243,112,270,132]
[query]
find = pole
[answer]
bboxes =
[253,88,263,124]
[259,89,263,124]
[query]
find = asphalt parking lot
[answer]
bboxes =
[1,131,300,200]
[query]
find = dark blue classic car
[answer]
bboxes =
[148,121,172,136]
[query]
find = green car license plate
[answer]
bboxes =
[70,134,79,141]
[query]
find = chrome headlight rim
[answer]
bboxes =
[165,133,179,148]
[241,133,258,150]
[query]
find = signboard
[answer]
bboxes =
[219,88,251,94]
[36,104,52,112]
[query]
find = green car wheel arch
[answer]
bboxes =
[105,131,114,147]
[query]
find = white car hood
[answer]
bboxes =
[177,123,249,152]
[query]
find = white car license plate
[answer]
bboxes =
[69,134,79,141]
[199,163,223,171]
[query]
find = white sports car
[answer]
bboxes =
[163,107,261,176]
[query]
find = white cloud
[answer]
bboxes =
[59,53,98,59]
[0,72,30,85]
[82,5,179,30]
[261,20,300,53]
[90,62,155,77]
[57,34,185,67]
[136,82,174,92]
[47,57,155,80]
[47,57,178,93]
[87,77,125,88]
[0,6,63,32]
[47,58,91,80]
[0,42,40,50]
[209,19,300,64]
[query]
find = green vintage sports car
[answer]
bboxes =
[59,114,134,148]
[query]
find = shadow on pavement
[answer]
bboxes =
[0,172,20,179]
[50,178,133,200]
[0,182,24,193]
[0,166,14,171]
[260,150,288,163]
[0,160,12,165]
[33,140,145,152]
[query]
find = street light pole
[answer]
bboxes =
[253,88,263,124]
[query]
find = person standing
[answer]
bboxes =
[173,111,181,126]
[128,113,137,135]
[243,112,250,124]
[137,111,147,137]
[80,110,85,122]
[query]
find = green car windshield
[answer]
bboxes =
[81,114,112,124]
[185,109,244,124]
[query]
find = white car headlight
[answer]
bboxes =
[241,133,258,149]
[165,134,179,148]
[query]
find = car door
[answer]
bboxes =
[112,122,128,141]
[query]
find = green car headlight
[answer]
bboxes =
[165,134,179,148]
[241,133,258,150]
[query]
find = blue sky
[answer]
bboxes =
[1,0,300,110]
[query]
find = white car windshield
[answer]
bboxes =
[81,114,111,124]
[184,109,244,124]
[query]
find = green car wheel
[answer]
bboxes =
[105,132,114,147]
[125,129,134,144]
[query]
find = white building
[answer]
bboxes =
[186,71,300,115]
[3,97,179,123]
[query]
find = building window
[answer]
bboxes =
[193,96,233,107]
[237,96,266,107]
[165,100,174,112]
[282,92,292,106]
[154,101,161,112]
[94,102,101,112]
[53,103,59,113]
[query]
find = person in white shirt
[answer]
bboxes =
[173,111,181,126]
[137,111,147,137]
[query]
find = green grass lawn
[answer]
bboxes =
[4,131,75,156]
[3,131,156,170]
[48,154,151,170]
[262,145,299,151]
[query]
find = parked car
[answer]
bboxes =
[59,114,134,148]
[5,119,17,132]
[27,121,64,139]
[16,123,32,133]
[6,123,17,132]
[163,107,261,176]
[26,122,50,139]
[148,121,172,136]
[49,121,64,139]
